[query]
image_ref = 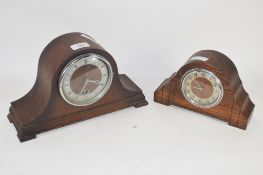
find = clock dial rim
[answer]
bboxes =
[59,53,113,106]
[181,68,224,108]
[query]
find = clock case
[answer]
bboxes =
[8,32,148,142]
[154,50,254,129]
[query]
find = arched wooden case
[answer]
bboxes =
[8,32,148,142]
[154,50,254,129]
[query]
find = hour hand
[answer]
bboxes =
[195,82,202,88]
[88,80,101,85]
[193,86,203,91]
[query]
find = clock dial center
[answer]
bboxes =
[70,64,102,95]
[191,77,213,99]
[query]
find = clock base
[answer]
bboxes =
[156,101,254,130]
[8,74,148,142]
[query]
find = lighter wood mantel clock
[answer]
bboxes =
[8,32,148,142]
[154,50,254,129]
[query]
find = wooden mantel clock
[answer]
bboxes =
[154,50,254,129]
[8,32,148,142]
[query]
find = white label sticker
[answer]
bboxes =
[189,56,209,62]
[70,42,90,50]
[81,34,95,41]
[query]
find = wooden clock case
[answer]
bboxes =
[154,50,254,129]
[8,32,148,142]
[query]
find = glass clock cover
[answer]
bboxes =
[181,68,223,108]
[59,53,113,106]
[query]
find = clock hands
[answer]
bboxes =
[192,82,204,91]
[80,79,90,95]
[193,86,203,91]
[88,79,101,85]
[80,78,101,95]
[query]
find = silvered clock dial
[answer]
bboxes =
[181,68,223,108]
[59,53,113,106]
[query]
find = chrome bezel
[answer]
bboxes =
[181,68,224,108]
[59,53,113,106]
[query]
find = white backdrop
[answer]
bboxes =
[0,1,263,175]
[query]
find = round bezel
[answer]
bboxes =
[181,68,224,108]
[59,53,113,106]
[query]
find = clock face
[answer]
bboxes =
[59,53,113,106]
[181,68,223,108]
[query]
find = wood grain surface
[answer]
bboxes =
[154,50,254,130]
[8,32,148,142]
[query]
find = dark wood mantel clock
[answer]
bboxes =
[8,32,148,142]
[154,50,255,129]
